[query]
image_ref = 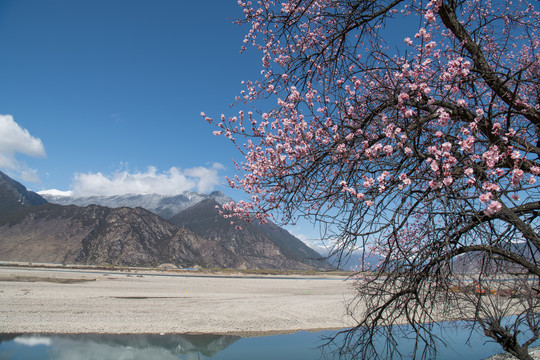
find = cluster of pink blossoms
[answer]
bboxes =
[204,0,539,230]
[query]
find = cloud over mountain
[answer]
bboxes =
[0,114,46,182]
[71,164,224,196]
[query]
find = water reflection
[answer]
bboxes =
[0,333,239,360]
[0,324,526,360]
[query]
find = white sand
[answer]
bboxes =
[0,267,356,335]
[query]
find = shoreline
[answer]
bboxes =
[0,261,354,277]
[0,328,345,338]
[0,266,356,336]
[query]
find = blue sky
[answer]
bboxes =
[0,0,264,197]
[0,0,329,249]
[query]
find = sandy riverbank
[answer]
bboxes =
[0,267,357,336]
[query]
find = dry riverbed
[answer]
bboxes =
[0,266,356,336]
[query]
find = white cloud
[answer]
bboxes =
[18,168,42,183]
[71,164,224,196]
[0,114,46,182]
[184,163,225,192]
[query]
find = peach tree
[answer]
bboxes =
[205,0,540,358]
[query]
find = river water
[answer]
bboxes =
[0,320,524,360]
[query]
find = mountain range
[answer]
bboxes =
[38,190,232,220]
[0,171,329,270]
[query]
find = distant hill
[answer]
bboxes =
[1,172,328,270]
[0,171,236,267]
[42,188,330,270]
[169,198,330,270]
[0,204,227,267]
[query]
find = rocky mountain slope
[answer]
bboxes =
[169,199,328,269]
[0,203,222,267]
[41,187,330,269]
[0,171,327,269]
[0,171,48,224]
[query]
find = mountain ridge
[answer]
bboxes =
[169,198,329,270]
[1,172,328,270]
[41,189,331,269]
[39,190,232,220]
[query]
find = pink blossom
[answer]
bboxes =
[384,124,396,138]
[484,201,502,216]
[511,150,521,160]
[482,146,500,168]
[492,123,502,134]
[441,72,452,81]
[441,142,452,152]
[443,176,453,186]
[511,168,524,187]
[428,180,441,189]
[479,193,492,203]
[424,10,436,23]
[337,143,347,153]
[363,177,375,188]
[460,136,475,153]
[483,182,501,192]
[437,108,450,126]
[398,92,410,103]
